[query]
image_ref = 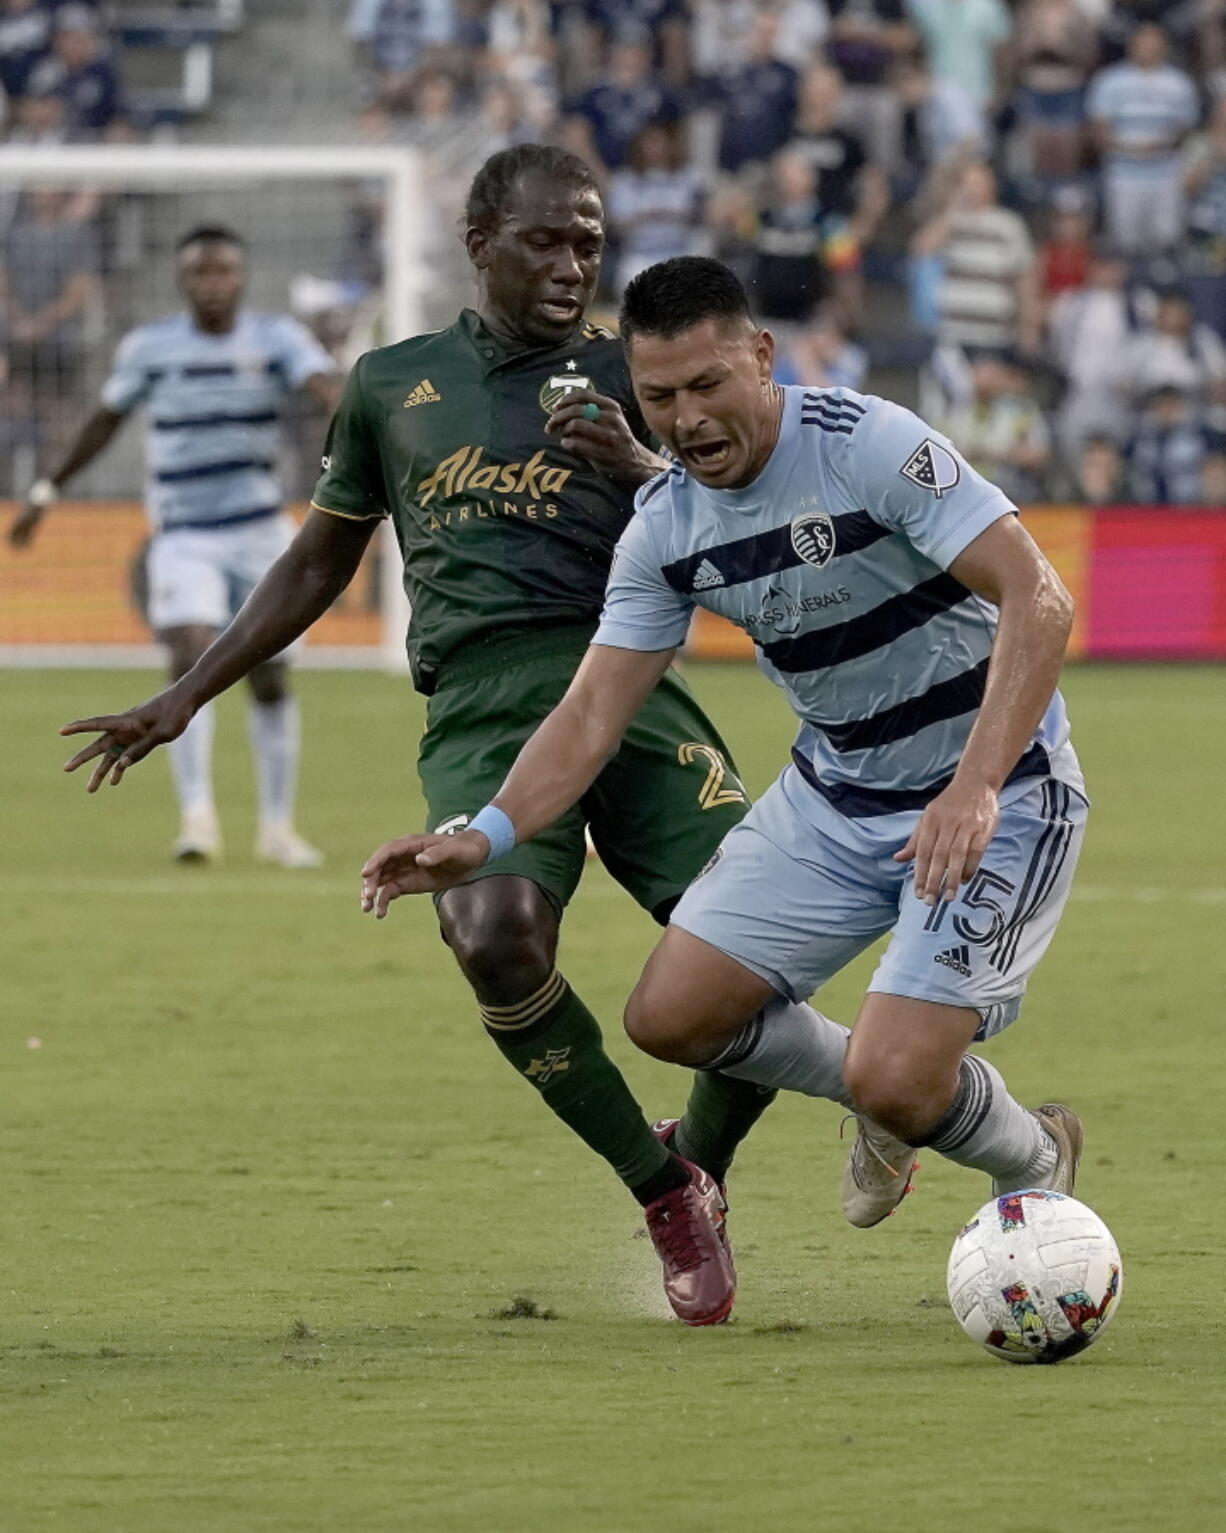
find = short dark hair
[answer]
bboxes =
[465,144,601,234]
[177,224,245,253]
[619,257,753,345]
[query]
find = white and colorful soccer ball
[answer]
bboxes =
[946,1190,1123,1364]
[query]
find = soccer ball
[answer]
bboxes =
[946,1190,1123,1364]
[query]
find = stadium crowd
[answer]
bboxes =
[5,0,1226,505]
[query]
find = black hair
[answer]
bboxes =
[465,144,601,234]
[176,224,245,252]
[619,257,752,345]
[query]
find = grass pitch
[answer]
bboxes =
[3,663,1224,1532]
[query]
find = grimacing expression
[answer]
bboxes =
[629,319,777,490]
[179,240,245,327]
[468,172,604,346]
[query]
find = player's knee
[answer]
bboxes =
[844,1059,951,1143]
[248,663,288,707]
[439,884,556,1006]
[623,982,708,1066]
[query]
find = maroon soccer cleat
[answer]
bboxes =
[642,1147,736,1327]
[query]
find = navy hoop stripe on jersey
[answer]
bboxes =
[810,656,990,754]
[790,737,1050,819]
[155,457,277,484]
[152,411,279,431]
[660,508,889,593]
[163,504,283,532]
[761,571,973,673]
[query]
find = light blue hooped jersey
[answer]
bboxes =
[101,310,336,530]
[595,386,1083,824]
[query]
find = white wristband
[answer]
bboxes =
[28,479,59,508]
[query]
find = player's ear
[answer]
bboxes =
[465,226,491,270]
[756,328,775,382]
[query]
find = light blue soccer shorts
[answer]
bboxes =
[670,764,1088,1042]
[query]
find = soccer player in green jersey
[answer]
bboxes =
[60,146,774,1326]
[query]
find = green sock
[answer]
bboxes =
[481,971,684,1202]
[674,1071,778,1184]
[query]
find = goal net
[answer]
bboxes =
[0,144,428,669]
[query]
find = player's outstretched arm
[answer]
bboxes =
[61,508,378,792]
[360,643,676,916]
[896,515,1074,903]
[9,407,125,549]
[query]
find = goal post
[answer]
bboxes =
[0,143,423,670]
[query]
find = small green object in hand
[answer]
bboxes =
[581,402,600,422]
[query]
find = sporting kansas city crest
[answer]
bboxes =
[899,438,961,497]
[539,371,594,414]
[790,510,836,568]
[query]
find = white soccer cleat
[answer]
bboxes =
[840,1115,919,1228]
[256,824,325,869]
[172,806,222,863]
[993,1103,1083,1198]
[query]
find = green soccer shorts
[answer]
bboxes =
[417,634,749,921]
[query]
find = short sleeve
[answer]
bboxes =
[843,400,1015,570]
[273,316,338,389]
[311,356,388,521]
[100,329,152,414]
[594,510,694,653]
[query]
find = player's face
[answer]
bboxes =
[630,319,777,489]
[179,240,246,330]
[469,172,604,347]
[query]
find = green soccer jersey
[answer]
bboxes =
[311,308,652,691]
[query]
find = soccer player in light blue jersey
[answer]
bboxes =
[11,225,341,865]
[360,256,1089,1302]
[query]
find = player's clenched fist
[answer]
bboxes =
[360,830,491,915]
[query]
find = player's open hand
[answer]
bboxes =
[894,775,999,906]
[544,389,659,483]
[360,830,490,915]
[60,687,198,792]
[8,502,44,549]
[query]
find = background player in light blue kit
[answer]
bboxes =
[361,256,1089,1296]
[11,226,340,866]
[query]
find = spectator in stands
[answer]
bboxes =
[570,32,680,174]
[784,64,890,252]
[1183,93,1226,336]
[1121,288,1226,421]
[1037,193,1093,306]
[933,349,1052,503]
[750,149,832,322]
[824,0,914,170]
[1087,22,1200,257]
[713,10,799,173]
[365,0,455,111]
[772,304,869,388]
[905,0,1011,112]
[688,0,829,80]
[607,121,704,291]
[895,47,989,180]
[1009,0,1098,180]
[1076,433,1125,504]
[0,185,98,447]
[1201,447,1226,503]
[0,0,53,103]
[583,0,691,89]
[1047,244,1135,451]
[1126,385,1211,504]
[25,6,122,139]
[912,158,1041,353]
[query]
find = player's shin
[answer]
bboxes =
[247,695,300,830]
[168,702,216,815]
[673,1074,777,1185]
[481,972,688,1205]
[909,1054,1057,1189]
[704,997,855,1107]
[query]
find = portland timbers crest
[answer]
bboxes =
[539,371,593,414]
[791,510,836,568]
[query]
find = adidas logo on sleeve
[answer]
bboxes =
[404,378,442,407]
[934,944,973,977]
[691,558,725,591]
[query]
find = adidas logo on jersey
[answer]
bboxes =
[692,559,725,591]
[934,944,973,977]
[404,379,442,407]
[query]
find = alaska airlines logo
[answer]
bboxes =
[416,446,574,506]
[791,511,836,568]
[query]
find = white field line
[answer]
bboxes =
[3,878,1225,903]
